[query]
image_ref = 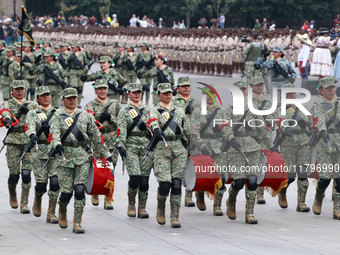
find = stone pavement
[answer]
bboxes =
[0,65,337,255]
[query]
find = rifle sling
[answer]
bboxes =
[200,108,220,137]
[126,108,146,137]
[37,109,56,138]
[60,113,86,146]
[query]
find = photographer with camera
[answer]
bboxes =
[243,34,268,87]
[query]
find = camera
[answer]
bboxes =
[241,36,249,43]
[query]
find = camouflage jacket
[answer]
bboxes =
[122,51,138,75]
[145,66,175,92]
[50,108,110,167]
[255,56,296,80]
[25,106,57,159]
[223,102,274,153]
[135,51,154,75]
[1,99,38,145]
[149,103,190,156]
[112,51,125,73]
[0,57,14,84]
[24,52,39,79]
[313,96,340,152]
[9,61,32,81]
[37,61,67,89]
[84,69,127,96]
[172,94,201,118]
[67,52,88,74]
[85,98,121,151]
[116,102,154,151]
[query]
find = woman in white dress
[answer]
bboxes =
[310,28,334,79]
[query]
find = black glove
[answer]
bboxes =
[96,75,103,80]
[284,127,294,137]
[230,138,241,150]
[108,80,116,87]
[288,78,295,84]
[41,120,50,131]
[29,134,39,143]
[321,130,330,143]
[137,71,143,79]
[154,128,165,140]
[172,88,177,96]
[118,147,127,158]
[37,80,43,86]
[19,105,29,114]
[254,63,261,70]
[185,105,192,115]
[201,147,210,156]
[60,81,67,90]
[142,85,150,92]
[107,156,113,163]
[263,50,272,59]
[56,144,64,156]
[20,61,25,67]
[3,118,11,128]
[270,146,280,153]
[100,112,111,122]
[29,70,34,75]
[80,75,87,82]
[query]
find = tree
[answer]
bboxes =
[210,0,236,18]
[98,0,111,20]
[180,0,201,28]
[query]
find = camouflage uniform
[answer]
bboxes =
[190,84,228,216]
[223,81,275,224]
[312,76,340,219]
[148,83,191,228]
[8,51,32,93]
[37,49,68,108]
[50,88,111,233]
[82,56,128,101]
[23,41,40,101]
[85,79,121,209]
[172,77,201,208]
[112,43,125,77]
[25,86,59,222]
[0,46,16,100]
[116,83,154,218]
[1,80,38,213]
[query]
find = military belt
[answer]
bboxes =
[328,128,340,134]
[38,140,49,145]
[164,134,184,141]
[129,131,148,137]
[100,126,117,134]
[11,127,25,133]
[292,130,307,135]
[201,133,224,139]
[63,140,88,147]
[235,131,255,137]
[71,67,82,70]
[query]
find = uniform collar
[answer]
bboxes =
[253,92,264,101]
[96,97,108,106]
[129,100,141,109]
[159,101,172,110]
[178,94,190,101]
[39,105,52,112]
[13,98,26,105]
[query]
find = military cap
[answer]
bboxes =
[35,39,41,44]
[43,40,51,44]
[273,46,284,52]
[154,54,165,60]
[71,42,81,48]
[60,42,69,47]
[125,44,134,49]
[54,44,61,49]
[43,48,56,57]
[14,42,21,48]
[282,83,296,89]
[251,76,264,86]
[66,40,72,44]
[140,42,148,47]
[157,83,172,93]
[0,40,6,45]
[6,46,15,52]
[117,42,125,47]
[11,80,26,89]
[15,51,23,57]
[79,40,85,45]
[36,86,51,96]
[94,79,108,89]
[177,76,191,86]
[128,83,142,92]
[233,81,247,89]
[201,84,217,94]
[99,56,111,63]
[63,88,78,98]
[319,76,338,88]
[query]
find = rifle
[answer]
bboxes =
[40,66,66,89]
[141,118,164,163]
[23,55,33,64]
[108,81,125,95]
[87,60,96,70]
[2,61,12,77]
[0,116,20,153]
[34,54,42,65]
[215,138,230,164]
[123,59,134,71]
[272,60,295,83]
[69,54,85,69]
[152,68,170,84]
[17,140,38,163]
[59,55,67,69]
[43,147,66,168]
[113,55,120,67]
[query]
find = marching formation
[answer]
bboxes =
[0,26,340,235]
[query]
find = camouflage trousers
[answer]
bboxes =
[46,84,63,109]
[126,146,154,177]
[26,78,37,101]
[2,83,11,101]
[124,70,137,84]
[107,93,120,101]
[140,77,152,104]
[228,150,261,180]
[57,161,91,208]
[315,146,340,180]
[6,144,32,174]
[245,61,261,86]
[280,145,311,174]
[69,74,84,100]
[270,80,289,106]
[154,148,187,182]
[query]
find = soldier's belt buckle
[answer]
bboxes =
[128,109,138,118]
[38,113,47,120]
[64,117,73,127]
[287,107,295,116]
[327,109,334,119]
[162,112,170,121]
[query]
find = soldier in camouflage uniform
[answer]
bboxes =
[116,83,154,219]
[9,51,32,85]
[144,55,175,106]
[223,81,278,224]
[37,49,68,108]
[85,79,121,210]
[190,84,228,216]
[275,83,313,212]
[50,88,112,233]
[23,41,40,101]
[1,46,16,101]
[243,34,268,87]
[172,76,201,207]
[67,42,89,108]
[121,45,138,104]
[148,83,190,228]
[79,40,92,63]
[255,46,296,106]
[1,80,38,213]
[25,86,60,222]
[81,56,128,101]
[312,76,340,219]
[135,42,154,105]
[250,76,274,204]
[112,42,125,77]
[0,40,7,76]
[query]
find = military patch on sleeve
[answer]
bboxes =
[37,112,47,120]
[287,107,295,116]
[327,109,334,119]
[162,111,170,121]
[64,117,73,127]
[128,109,138,118]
